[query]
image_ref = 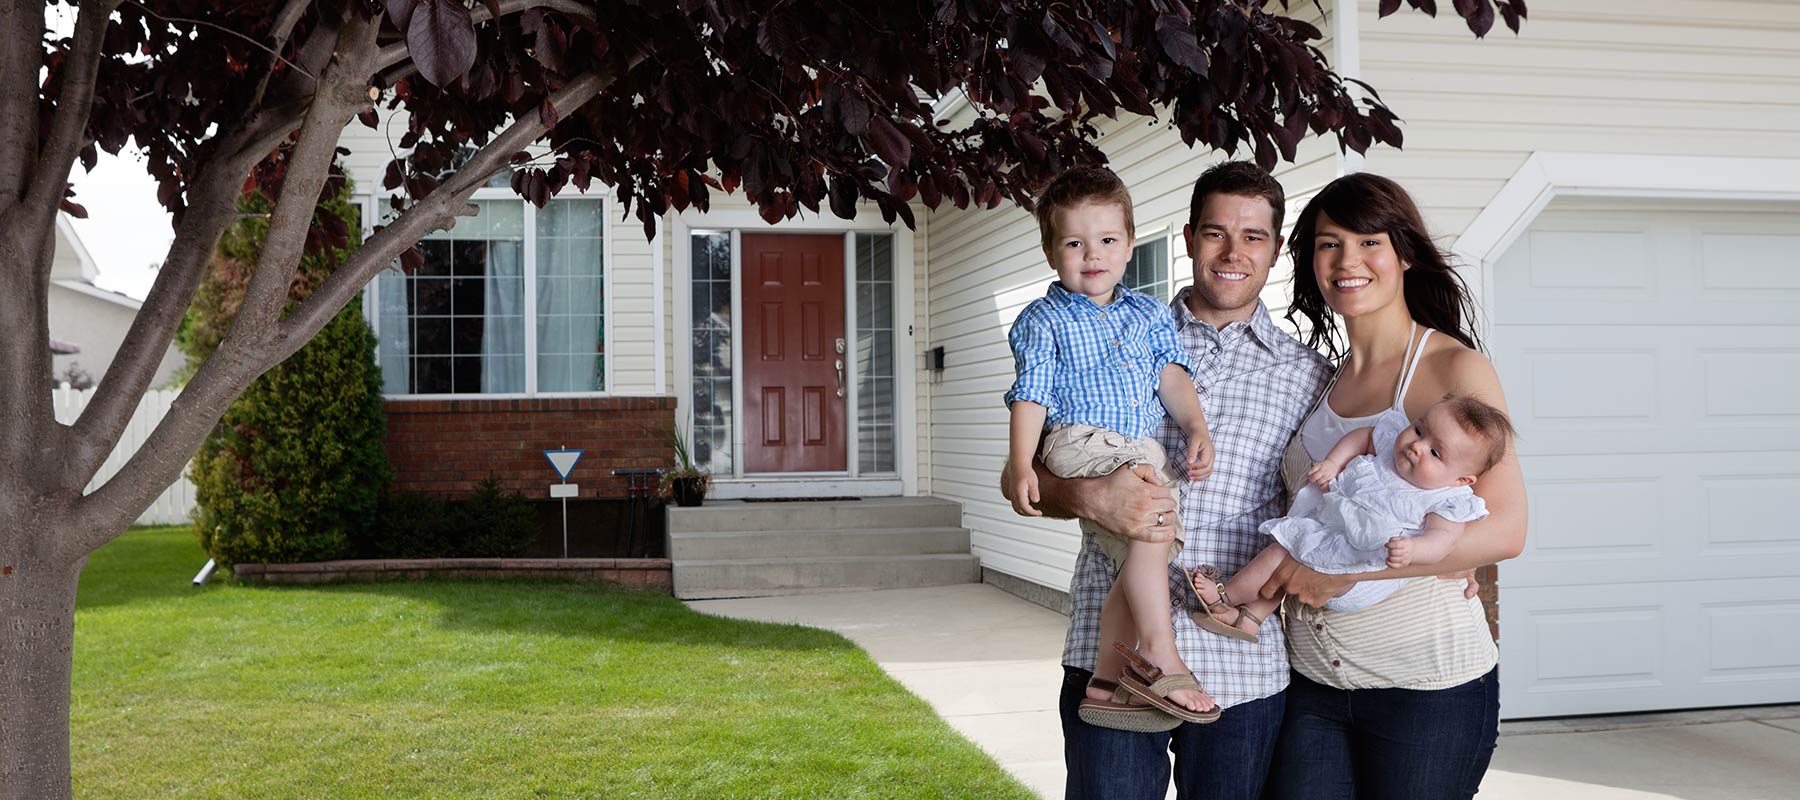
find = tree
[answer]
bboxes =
[181,186,393,570]
[0,0,1524,796]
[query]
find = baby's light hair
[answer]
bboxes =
[1441,395,1516,475]
[1034,165,1136,253]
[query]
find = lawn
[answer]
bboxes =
[72,527,1035,799]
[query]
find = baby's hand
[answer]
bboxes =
[1305,459,1343,491]
[1010,470,1042,517]
[1186,433,1214,482]
[1385,536,1413,568]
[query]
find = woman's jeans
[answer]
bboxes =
[1265,667,1500,799]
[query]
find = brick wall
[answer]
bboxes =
[1477,564,1499,642]
[383,396,676,499]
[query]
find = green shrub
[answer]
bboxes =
[364,479,538,559]
[185,185,395,568]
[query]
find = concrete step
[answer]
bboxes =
[668,526,971,561]
[674,554,982,600]
[666,496,963,533]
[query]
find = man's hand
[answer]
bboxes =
[1009,467,1042,517]
[1185,433,1215,482]
[1086,464,1180,544]
[1304,459,1344,491]
[1385,536,1413,569]
[1259,558,1355,608]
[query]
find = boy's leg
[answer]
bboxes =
[1089,579,1132,701]
[1194,544,1289,635]
[1121,538,1215,713]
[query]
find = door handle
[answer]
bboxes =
[834,358,845,397]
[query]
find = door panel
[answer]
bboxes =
[742,233,846,472]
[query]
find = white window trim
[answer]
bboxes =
[1451,152,1800,339]
[360,188,620,399]
[1128,226,1176,301]
[670,207,920,496]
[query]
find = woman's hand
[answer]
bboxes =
[1259,558,1355,607]
[1438,567,1480,599]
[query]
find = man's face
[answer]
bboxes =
[1182,193,1282,326]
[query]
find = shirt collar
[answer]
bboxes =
[1170,286,1282,354]
[1047,280,1130,313]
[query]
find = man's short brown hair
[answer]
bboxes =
[1035,165,1135,252]
[1188,161,1286,234]
[1443,394,1516,474]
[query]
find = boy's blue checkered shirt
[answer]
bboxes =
[1004,282,1197,439]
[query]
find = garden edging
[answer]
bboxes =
[233,558,672,591]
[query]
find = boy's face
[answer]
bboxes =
[1392,403,1484,490]
[1046,201,1134,304]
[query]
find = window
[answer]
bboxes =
[690,233,733,473]
[375,196,606,395]
[1124,235,1171,301]
[855,233,896,474]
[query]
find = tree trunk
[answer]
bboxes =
[0,530,82,800]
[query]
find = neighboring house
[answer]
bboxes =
[48,215,186,388]
[337,0,1800,719]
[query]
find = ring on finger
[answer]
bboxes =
[1156,512,1166,526]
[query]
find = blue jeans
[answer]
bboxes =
[1060,666,1285,800]
[1265,668,1501,799]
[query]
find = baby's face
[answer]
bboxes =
[1046,201,1134,304]
[1392,404,1484,490]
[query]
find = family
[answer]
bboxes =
[1000,162,1528,799]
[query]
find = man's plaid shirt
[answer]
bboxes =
[1062,290,1332,710]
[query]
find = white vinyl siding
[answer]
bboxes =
[1351,0,1800,237]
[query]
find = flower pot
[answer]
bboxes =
[670,476,707,507]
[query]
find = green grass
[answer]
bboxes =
[72,527,1034,799]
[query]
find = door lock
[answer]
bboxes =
[834,358,845,397]
[835,337,846,354]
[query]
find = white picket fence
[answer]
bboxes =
[51,384,196,526]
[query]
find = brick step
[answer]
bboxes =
[673,553,981,600]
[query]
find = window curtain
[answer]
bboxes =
[377,268,411,392]
[481,241,524,392]
[537,232,604,392]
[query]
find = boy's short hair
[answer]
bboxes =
[1188,161,1286,234]
[1442,395,1516,474]
[1035,166,1135,252]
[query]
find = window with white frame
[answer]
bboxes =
[1124,234,1171,301]
[375,195,607,395]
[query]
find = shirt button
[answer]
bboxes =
[1314,624,1323,631]
[1129,401,1139,407]
[1331,659,1341,668]
[1113,340,1121,347]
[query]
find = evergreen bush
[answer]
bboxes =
[367,479,537,559]
[183,185,394,568]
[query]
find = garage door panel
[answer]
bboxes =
[1698,232,1800,293]
[1700,349,1800,419]
[1502,578,1800,719]
[1510,445,1800,589]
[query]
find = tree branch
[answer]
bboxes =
[373,0,597,73]
[232,16,379,332]
[0,0,44,202]
[279,69,612,347]
[20,0,122,229]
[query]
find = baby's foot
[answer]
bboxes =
[1142,644,1217,714]
[1191,568,1261,637]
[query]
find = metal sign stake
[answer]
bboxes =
[543,448,584,558]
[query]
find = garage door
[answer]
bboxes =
[1489,198,1800,719]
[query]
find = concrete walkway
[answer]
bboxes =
[689,584,1800,800]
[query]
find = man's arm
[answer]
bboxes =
[1000,458,1180,544]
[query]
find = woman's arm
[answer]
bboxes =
[1261,348,1529,605]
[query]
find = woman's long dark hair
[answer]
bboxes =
[1284,173,1483,363]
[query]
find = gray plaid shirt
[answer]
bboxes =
[1062,291,1331,710]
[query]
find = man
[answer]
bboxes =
[1001,161,1331,799]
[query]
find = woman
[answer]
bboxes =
[1260,173,1529,799]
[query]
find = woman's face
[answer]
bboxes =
[1310,212,1407,319]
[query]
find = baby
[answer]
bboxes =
[1189,395,1514,639]
[1005,165,1217,728]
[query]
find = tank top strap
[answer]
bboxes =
[1393,324,1433,410]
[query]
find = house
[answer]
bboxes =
[48,215,186,388]
[335,0,1800,720]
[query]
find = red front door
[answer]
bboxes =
[741,233,847,473]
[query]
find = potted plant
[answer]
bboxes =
[661,426,710,507]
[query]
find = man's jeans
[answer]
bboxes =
[1264,668,1501,800]
[1060,666,1285,800]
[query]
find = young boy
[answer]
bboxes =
[1004,166,1217,728]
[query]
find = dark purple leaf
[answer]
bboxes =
[408,0,478,88]
[384,0,418,33]
[829,175,858,219]
[1379,0,1401,16]
[864,116,913,168]
[358,108,379,129]
[539,99,558,128]
[1155,14,1207,76]
[840,91,871,136]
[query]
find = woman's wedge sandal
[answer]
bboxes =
[1188,564,1260,643]
[1111,643,1222,725]
[1076,675,1183,733]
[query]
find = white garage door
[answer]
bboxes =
[1490,198,1800,719]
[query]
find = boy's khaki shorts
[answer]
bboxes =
[1038,423,1184,567]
